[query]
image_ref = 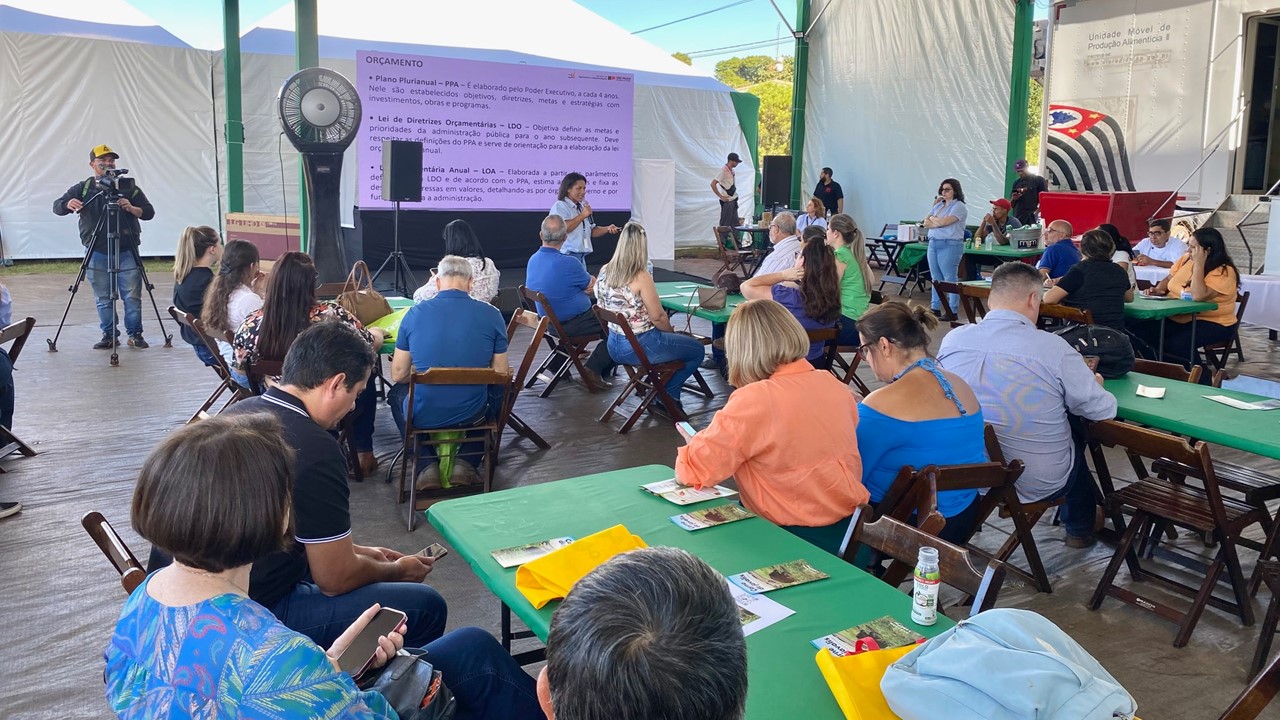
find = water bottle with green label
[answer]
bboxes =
[911,546,940,626]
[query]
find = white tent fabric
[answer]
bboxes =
[231,0,753,251]
[803,0,1014,237]
[0,2,217,260]
[0,1,754,259]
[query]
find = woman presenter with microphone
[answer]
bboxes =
[551,172,621,269]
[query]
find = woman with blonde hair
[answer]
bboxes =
[596,222,705,412]
[827,213,875,345]
[172,225,222,365]
[675,299,868,554]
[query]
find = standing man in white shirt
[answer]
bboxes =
[711,153,742,229]
[1132,219,1187,269]
[550,172,620,269]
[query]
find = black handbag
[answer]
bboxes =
[1054,324,1135,379]
[360,649,456,720]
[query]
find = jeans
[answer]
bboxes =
[0,348,12,430]
[926,239,964,313]
[836,315,861,347]
[192,342,219,368]
[562,250,590,269]
[607,328,704,406]
[88,250,142,336]
[268,579,448,650]
[349,374,378,452]
[556,309,614,375]
[1035,416,1098,538]
[424,627,543,720]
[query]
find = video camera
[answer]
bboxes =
[96,168,135,195]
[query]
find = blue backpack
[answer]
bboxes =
[881,609,1137,720]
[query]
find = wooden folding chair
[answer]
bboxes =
[1202,291,1250,369]
[518,286,606,397]
[314,281,348,300]
[971,424,1058,593]
[0,317,37,468]
[1250,561,1280,680]
[593,307,691,432]
[1037,302,1093,329]
[81,511,146,596]
[1087,419,1262,647]
[840,502,1007,617]
[1222,628,1280,719]
[248,358,366,483]
[501,309,551,450]
[168,306,250,423]
[1133,358,1202,384]
[806,327,840,371]
[713,225,753,277]
[398,368,511,530]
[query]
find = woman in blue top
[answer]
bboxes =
[854,301,987,543]
[105,413,543,720]
[922,178,969,320]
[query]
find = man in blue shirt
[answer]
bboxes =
[938,261,1116,547]
[1036,219,1080,281]
[390,256,509,489]
[525,215,614,389]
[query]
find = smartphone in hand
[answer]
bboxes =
[418,543,448,560]
[337,607,407,677]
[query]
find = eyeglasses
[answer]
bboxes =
[1147,230,1168,236]
[940,187,955,193]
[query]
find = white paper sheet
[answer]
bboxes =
[1136,385,1166,399]
[727,581,795,637]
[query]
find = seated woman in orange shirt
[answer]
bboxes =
[674,299,868,554]
[1133,227,1240,368]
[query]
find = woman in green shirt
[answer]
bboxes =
[826,213,875,345]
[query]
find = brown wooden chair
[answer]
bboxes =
[1037,302,1093,328]
[1132,357,1202,384]
[1222,630,1280,719]
[314,281,349,300]
[713,225,758,277]
[840,502,1007,617]
[593,306,692,432]
[806,326,840,372]
[1250,561,1280,680]
[168,307,251,423]
[0,317,37,468]
[853,465,949,586]
[1087,419,1262,647]
[82,511,146,595]
[971,424,1059,593]
[931,281,967,326]
[1136,278,1155,292]
[397,368,511,530]
[1202,291,1250,369]
[501,309,551,450]
[518,286,607,397]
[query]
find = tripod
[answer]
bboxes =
[47,188,172,366]
[371,200,417,297]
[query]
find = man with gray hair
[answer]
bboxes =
[756,211,802,276]
[536,547,748,720]
[389,254,509,489]
[525,215,614,389]
[938,261,1116,547]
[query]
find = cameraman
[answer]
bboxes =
[52,145,155,349]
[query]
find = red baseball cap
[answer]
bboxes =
[989,198,1012,210]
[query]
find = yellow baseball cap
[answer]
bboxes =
[90,144,119,160]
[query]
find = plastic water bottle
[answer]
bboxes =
[1180,289,1193,301]
[646,260,654,276]
[911,547,940,626]
[984,235,993,250]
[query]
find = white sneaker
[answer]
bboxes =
[0,501,21,519]
[450,459,481,486]
[415,464,441,491]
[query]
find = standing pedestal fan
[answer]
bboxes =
[278,67,361,283]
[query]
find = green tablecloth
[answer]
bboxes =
[654,281,745,324]
[896,242,929,272]
[1104,373,1280,461]
[957,281,1218,321]
[427,465,953,720]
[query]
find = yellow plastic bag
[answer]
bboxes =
[815,645,918,720]
[515,525,646,609]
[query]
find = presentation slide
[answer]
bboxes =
[356,51,634,211]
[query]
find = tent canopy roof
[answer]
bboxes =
[0,1,190,47]
[243,0,730,91]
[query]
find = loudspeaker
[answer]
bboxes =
[381,140,423,202]
[762,155,792,208]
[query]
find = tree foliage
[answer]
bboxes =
[1025,78,1043,164]
[748,81,793,157]
[714,54,793,88]
[671,52,692,66]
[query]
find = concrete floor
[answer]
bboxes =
[0,265,1278,719]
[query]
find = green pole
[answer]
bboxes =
[222,0,244,215]
[1005,0,1034,195]
[295,0,319,251]
[788,0,812,210]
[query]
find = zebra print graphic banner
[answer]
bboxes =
[1045,103,1136,192]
